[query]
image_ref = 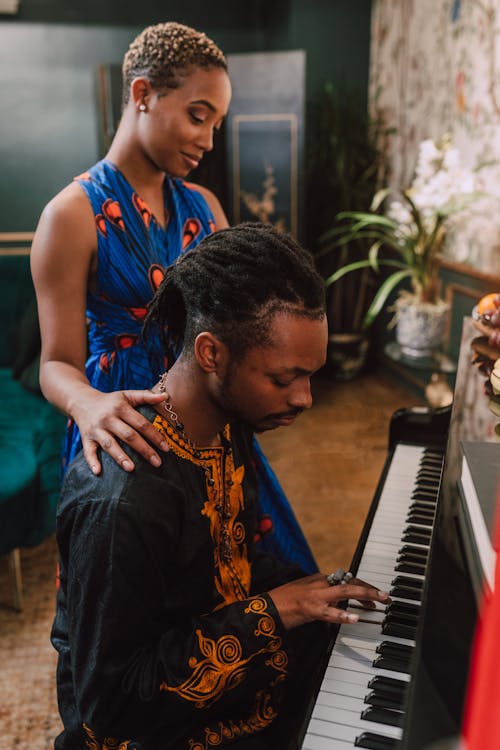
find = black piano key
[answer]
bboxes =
[386,600,420,617]
[411,490,438,501]
[361,706,405,728]
[402,531,432,545]
[391,575,424,590]
[408,503,435,515]
[355,731,399,749]
[397,551,428,565]
[406,513,433,526]
[395,560,426,574]
[365,690,405,711]
[382,620,417,639]
[406,523,432,536]
[368,675,408,695]
[408,504,435,514]
[390,584,422,601]
[414,478,438,488]
[399,544,430,559]
[372,655,410,673]
[385,613,418,628]
[376,640,414,658]
[416,471,440,481]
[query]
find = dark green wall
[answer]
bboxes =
[0,0,371,231]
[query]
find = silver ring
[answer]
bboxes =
[326,568,353,586]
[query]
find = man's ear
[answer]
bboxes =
[130,76,153,111]
[194,332,228,373]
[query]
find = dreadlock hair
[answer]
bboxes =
[122,22,227,107]
[143,222,326,363]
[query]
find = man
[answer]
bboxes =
[52,223,389,750]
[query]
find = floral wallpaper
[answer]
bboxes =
[370,0,500,274]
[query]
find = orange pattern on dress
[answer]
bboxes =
[102,198,125,231]
[131,192,153,229]
[182,218,202,250]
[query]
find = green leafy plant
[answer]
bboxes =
[318,135,484,331]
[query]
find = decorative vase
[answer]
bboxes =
[327,332,370,381]
[394,297,449,358]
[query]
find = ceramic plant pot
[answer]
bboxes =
[327,332,370,381]
[394,297,450,358]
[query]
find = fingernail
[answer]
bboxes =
[150,455,161,467]
[346,613,359,623]
[91,464,98,475]
[160,440,168,450]
[378,591,390,599]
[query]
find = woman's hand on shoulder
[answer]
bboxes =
[72,387,170,475]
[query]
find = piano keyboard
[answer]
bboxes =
[300,442,444,750]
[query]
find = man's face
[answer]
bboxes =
[213,312,328,432]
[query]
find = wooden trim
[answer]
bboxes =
[8,548,23,612]
[0,247,31,256]
[443,282,483,343]
[0,232,34,243]
[440,258,500,285]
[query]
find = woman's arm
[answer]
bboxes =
[31,183,167,474]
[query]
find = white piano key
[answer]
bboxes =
[337,634,414,653]
[328,652,411,682]
[314,690,364,713]
[314,689,406,735]
[311,705,403,740]
[306,717,400,745]
[318,677,371,699]
[302,735,353,750]
[322,665,378,687]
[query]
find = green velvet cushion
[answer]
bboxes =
[0,368,66,554]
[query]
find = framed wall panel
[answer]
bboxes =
[226,50,305,239]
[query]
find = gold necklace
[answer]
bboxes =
[158,372,195,449]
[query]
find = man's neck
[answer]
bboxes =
[153,362,226,448]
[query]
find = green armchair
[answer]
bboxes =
[0,239,66,610]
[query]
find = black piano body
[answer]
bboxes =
[297,317,499,750]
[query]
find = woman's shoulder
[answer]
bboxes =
[174,179,229,229]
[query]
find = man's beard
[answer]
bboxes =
[212,368,303,432]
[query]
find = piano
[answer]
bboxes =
[297,317,499,750]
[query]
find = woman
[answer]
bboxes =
[31,21,316,572]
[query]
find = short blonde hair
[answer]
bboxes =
[122,21,227,105]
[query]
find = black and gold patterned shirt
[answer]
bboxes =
[51,407,302,750]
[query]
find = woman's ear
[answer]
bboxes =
[130,76,153,112]
[194,332,228,373]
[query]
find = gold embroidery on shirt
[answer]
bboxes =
[152,415,251,605]
[82,723,131,750]
[187,686,282,749]
[160,596,287,709]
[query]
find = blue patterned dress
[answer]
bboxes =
[63,159,317,572]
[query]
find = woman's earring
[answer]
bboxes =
[138,103,146,112]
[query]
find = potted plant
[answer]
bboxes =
[306,83,391,379]
[318,135,483,358]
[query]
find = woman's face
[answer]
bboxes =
[137,66,232,177]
